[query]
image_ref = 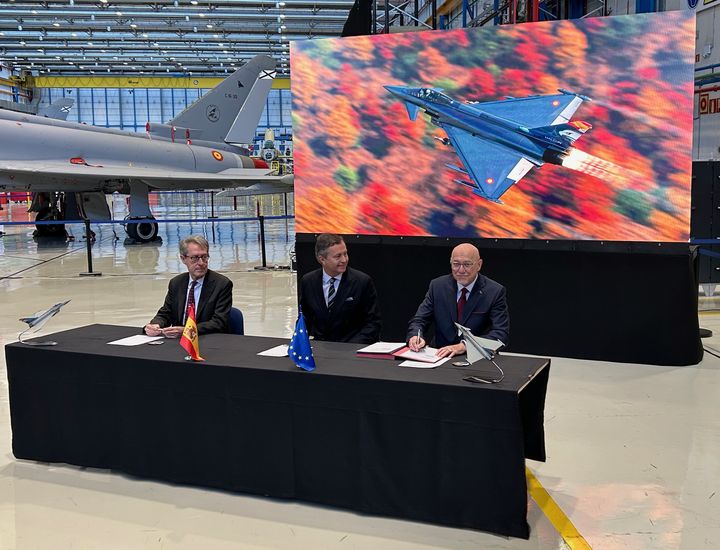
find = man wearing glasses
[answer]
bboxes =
[144,235,233,337]
[406,243,509,358]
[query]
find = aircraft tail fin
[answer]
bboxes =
[38,98,75,120]
[530,120,592,145]
[169,55,276,144]
[224,66,275,144]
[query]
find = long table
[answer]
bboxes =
[5,324,550,539]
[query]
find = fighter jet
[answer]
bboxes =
[385,85,592,203]
[0,56,292,242]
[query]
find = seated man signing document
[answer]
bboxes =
[406,243,509,359]
[144,235,233,337]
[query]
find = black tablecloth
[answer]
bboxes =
[5,324,550,538]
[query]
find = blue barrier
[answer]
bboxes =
[0,215,294,226]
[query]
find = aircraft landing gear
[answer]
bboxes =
[124,216,161,244]
[34,205,67,238]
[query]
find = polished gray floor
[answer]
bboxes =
[1,208,719,549]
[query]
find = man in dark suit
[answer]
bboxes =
[299,233,381,344]
[144,235,233,337]
[407,243,509,359]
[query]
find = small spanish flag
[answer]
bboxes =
[180,303,204,361]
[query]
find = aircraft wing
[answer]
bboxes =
[0,162,292,190]
[442,125,537,202]
[469,93,585,128]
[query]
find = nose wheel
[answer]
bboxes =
[124,216,160,244]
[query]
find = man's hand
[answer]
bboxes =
[161,326,184,339]
[408,335,426,352]
[144,323,163,337]
[436,341,466,359]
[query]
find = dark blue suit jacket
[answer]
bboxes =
[299,266,381,344]
[407,273,509,347]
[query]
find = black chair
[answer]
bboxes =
[229,307,244,335]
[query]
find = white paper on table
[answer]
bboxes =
[356,341,405,353]
[108,335,164,346]
[399,357,451,368]
[394,346,442,363]
[257,344,289,357]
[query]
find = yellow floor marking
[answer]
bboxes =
[526,467,592,550]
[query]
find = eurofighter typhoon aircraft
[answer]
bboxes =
[0,56,292,242]
[385,85,592,203]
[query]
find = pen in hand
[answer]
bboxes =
[410,328,424,352]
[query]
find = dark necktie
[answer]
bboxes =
[327,277,337,309]
[184,280,197,324]
[457,287,468,320]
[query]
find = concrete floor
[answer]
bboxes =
[1,216,719,549]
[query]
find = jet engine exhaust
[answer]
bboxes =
[542,148,572,166]
[540,147,633,188]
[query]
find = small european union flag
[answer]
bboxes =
[289,311,316,371]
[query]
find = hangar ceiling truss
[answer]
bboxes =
[0,0,353,76]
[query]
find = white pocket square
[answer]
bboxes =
[345,297,354,301]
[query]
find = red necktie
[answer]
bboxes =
[184,280,197,324]
[457,287,468,320]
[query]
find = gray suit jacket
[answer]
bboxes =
[150,269,233,335]
[407,273,509,347]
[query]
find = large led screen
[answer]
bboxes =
[291,12,695,241]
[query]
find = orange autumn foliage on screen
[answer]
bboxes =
[291,12,694,242]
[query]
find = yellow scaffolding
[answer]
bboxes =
[29,75,290,90]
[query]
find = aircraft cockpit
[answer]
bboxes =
[417,88,453,106]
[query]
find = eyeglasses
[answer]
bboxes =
[450,261,476,270]
[183,254,210,264]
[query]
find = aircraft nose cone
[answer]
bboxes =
[384,85,406,97]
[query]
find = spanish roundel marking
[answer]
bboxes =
[212,150,224,161]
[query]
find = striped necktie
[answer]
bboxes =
[327,277,337,309]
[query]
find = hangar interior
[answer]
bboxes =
[2,1,720,549]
